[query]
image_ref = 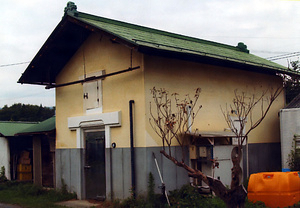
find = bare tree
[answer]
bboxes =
[149,87,202,159]
[149,86,282,208]
[221,87,282,191]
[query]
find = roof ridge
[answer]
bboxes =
[76,11,240,52]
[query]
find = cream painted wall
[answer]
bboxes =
[56,33,145,149]
[55,32,284,149]
[144,55,284,146]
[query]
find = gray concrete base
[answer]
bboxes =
[55,143,281,200]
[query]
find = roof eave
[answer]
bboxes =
[18,15,139,86]
[15,129,55,136]
[19,12,299,85]
[18,15,90,85]
[138,45,297,77]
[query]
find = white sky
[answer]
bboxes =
[0,0,300,107]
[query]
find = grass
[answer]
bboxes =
[0,181,299,208]
[0,181,76,208]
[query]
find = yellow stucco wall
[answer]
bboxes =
[56,33,144,149]
[144,55,284,146]
[55,32,284,149]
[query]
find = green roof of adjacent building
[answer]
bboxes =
[17,116,55,135]
[0,117,55,137]
[18,2,300,85]
[0,122,37,137]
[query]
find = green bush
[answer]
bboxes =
[0,181,76,208]
[288,147,300,171]
[0,166,7,183]
[112,176,280,208]
[112,172,167,208]
[168,185,225,208]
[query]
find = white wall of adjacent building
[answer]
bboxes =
[280,108,300,169]
[0,137,10,180]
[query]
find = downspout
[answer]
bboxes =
[129,100,136,199]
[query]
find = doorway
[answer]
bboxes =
[84,129,106,200]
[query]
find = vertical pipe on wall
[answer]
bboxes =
[129,100,136,199]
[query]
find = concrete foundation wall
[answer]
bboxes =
[55,149,84,198]
[56,146,190,200]
[56,143,281,200]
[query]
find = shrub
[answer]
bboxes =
[0,181,76,207]
[168,184,225,208]
[0,166,7,183]
[288,137,300,171]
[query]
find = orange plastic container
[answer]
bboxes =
[248,172,300,208]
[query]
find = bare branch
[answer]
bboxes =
[149,87,201,159]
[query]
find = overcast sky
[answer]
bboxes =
[1,0,299,108]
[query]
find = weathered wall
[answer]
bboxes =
[55,149,83,195]
[55,32,285,200]
[56,147,189,200]
[55,32,146,199]
[144,55,284,146]
[55,33,144,149]
[280,108,300,169]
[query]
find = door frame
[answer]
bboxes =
[83,127,106,200]
[68,111,121,200]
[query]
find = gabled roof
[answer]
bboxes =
[18,3,300,86]
[0,122,37,137]
[16,116,55,135]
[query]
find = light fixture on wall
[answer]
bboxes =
[112,142,116,148]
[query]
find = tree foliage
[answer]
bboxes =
[0,103,55,122]
[287,137,300,171]
[285,60,300,103]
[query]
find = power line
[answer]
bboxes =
[2,51,299,67]
[266,52,300,61]
[0,61,30,68]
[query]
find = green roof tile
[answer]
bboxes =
[17,116,55,135]
[18,7,300,85]
[0,122,37,137]
[76,12,294,74]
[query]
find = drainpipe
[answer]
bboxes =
[129,100,136,199]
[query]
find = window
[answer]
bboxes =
[82,71,104,113]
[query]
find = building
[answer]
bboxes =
[0,121,36,180]
[280,93,300,170]
[18,2,300,200]
[16,116,56,187]
[0,117,55,187]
